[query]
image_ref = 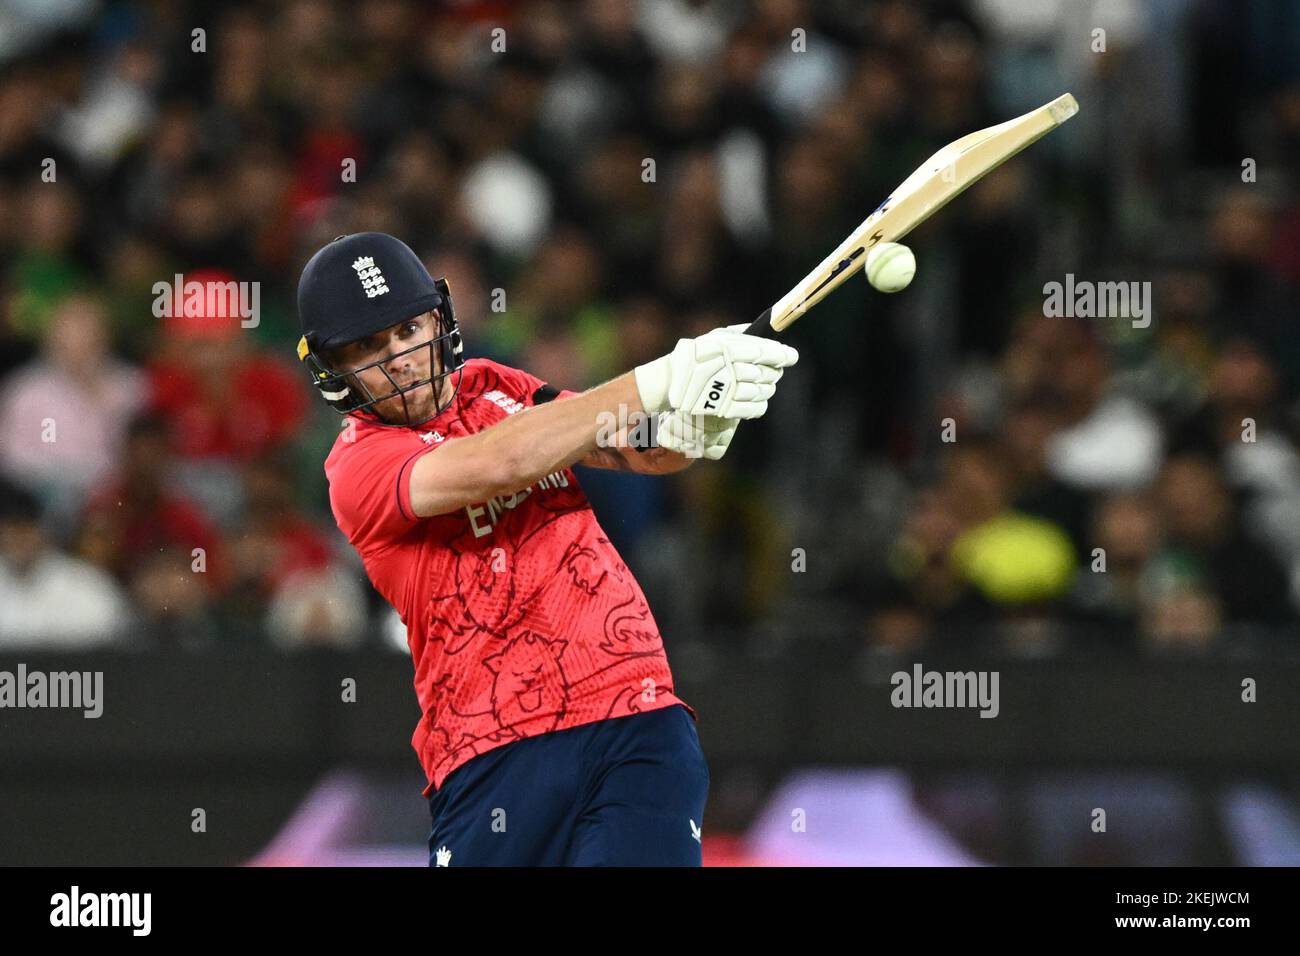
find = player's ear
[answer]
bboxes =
[320,344,346,370]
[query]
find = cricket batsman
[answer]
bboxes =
[296,233,797,866]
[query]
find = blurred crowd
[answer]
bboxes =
[0,0,1298,656]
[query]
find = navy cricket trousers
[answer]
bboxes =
[426,704,709,866]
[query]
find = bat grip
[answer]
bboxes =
[745,307,779,339]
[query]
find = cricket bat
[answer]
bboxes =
[746,93,1078,337]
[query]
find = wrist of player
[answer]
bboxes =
[633,352,674,415]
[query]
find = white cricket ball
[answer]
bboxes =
[865,242,916,293]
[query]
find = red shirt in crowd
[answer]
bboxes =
[324,358,694,796]
[82,481,227,591]
[148,355,308,460]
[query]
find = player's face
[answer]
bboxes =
[328,310,450,424]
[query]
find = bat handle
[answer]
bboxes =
[745,307,780,339]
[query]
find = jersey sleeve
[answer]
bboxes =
[533,382,580,403]
[327,430,436,555]
[487,361,579,405]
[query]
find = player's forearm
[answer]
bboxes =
[409,328,796,516]
[409,371,652,517]
[623,445,694,473]
[583,438,694,474]
[478,371,645,491]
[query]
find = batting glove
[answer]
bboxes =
[657,411,740,460]
[634,328,798,419]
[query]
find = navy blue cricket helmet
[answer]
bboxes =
[296,232,464,427]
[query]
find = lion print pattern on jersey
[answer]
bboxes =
[420,524,670,771]
[415,366,672,776]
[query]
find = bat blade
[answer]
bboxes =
[748,93,1077,337]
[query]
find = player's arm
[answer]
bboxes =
[408,330,796,517]
[409,372,643,517]
[532,384,695,475]
[579,430,694,475]
[579,323,787,474]
[578,417,740,472]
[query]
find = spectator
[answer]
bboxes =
[1140,578,1223,654]
[1155,453,1294,626]
[0,479,131,649]
[0,292,147,532]
[220,453,337,633]
[943,444,1077,610]
[1171,340,1300,575]
[1001,401,1092,556]
[7,182,93,342]
[74,414,228,595]
[144,272,309,523]
[146,273,308,463]
[266,564,369,650]
[1071,492,1162,643]
[1004,317,1166,491]
[127,548,222,649]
